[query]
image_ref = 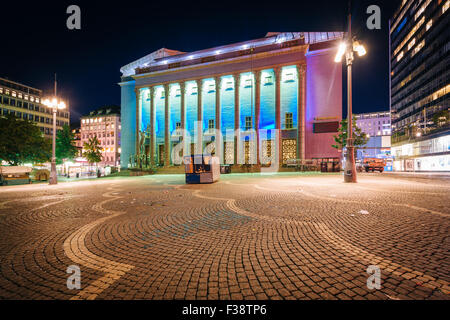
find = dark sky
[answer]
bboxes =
[0,0,400,126]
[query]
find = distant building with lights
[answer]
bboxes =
[0,77,70,138]
[354,111,392,161]
[119,32,344,169]
[80,106,121,167]
[390,0,449,171]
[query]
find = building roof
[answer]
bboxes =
[120,32,344,77]
[82,106,120,118]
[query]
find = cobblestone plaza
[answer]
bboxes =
[0,173,448,300]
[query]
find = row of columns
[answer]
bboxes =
[135,64,306,167]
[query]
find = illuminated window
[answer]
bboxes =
[35,98,39,103]
[30,96,34,102]
[264,76,273,85]
[245,116,252,130]
[176,122,181,129]
[426,20,432,31]
[0,88,2,94]
[224,81,233,91]
[415,0,431,20]
[208,119,214,130]
[408,38,415,50]
[397,51,404,62]
[283,72,295,82]
[443,0,449,14]
[285,112,293,129]
[18,93,22,98]
[5,89,10,95]
[412,40,425,56]
[394,16,424,56]
[12,91,17,97]
[24,94,28,100]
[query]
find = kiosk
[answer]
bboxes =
[184,155,220,184]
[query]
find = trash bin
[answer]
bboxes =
[320,162,328,172]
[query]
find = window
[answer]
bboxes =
[208,119,214,130]
[443,0,449,14]
[397,51,404,62]
[285,112,293,129]
[407,38,415,50]
[0,88,2,94]
[244,79,252,88]
[245,116,252,130]
[28,114,33,120]
[412,40,425,56]
[3,97,9,105]
[176,122,181,129]
[12,91,17,97]
[264,76,273,85]
[283,72,295,82]
[225,81,233,91]
[426,20,432,31]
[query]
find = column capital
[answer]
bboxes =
[163,83,169,90]
[274,66,282,78]
[179,81,186,92]
[296,64,306,76]
[196,78,203,88]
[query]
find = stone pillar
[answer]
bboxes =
[214,76,222,162]
[274,67,282,167]
[135,88,141,159]
[180,82,186,158]
[164,83,170,166]
[150,86,155,166]
[297,64,306,160]
[254,70,261,165]
[233,73,240,165]
[196,79,203,155]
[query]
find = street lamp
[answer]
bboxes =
[43,97,66,185]
[335,13,366,183]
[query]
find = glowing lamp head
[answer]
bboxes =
[58,101,66,110]
[334,42,347,63]
[416,132,422,137]
[353,41,367,56]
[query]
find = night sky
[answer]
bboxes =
[1,0,400,127]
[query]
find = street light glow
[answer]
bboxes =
[334,42,347,63]
[353,41,367,56]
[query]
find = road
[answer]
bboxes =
[0,173,448,300]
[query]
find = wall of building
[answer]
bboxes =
[305,48,342,159]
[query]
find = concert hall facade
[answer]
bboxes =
[119,32,343,169]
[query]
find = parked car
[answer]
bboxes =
[363,158,386,172]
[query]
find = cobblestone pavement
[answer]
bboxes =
[0,173,449,300]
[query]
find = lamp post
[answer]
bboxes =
[335,12,366,183]
[43,97,66,185]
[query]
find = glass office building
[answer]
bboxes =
[390,0,449,171]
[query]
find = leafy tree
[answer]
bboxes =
[56,125,78,164]
[332,117,369,150]
[0,114,51,165]
[83,136,102,167]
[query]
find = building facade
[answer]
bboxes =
[355,111,392,160]
[0,77,70,138]
[390,0,449,171]
[120,32,344,169]
[80,107,121,167]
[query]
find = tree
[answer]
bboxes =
[332,117,369,150]
[83,136,102,167]
[56,125,78,164]
[0,114,51,165]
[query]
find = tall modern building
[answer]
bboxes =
[0,77,70,138]
[119,32,344,169]
[80,106,121,167]
[390,0,449,171]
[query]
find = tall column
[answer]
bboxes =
[164,83,170,166]
[297,64,306,160]
[214,76,222,162]
[254,70,261,165]
[274,67,282,167]
[180,82,186,157]
[150,86,155,166]
[233,73,240,165]
[196,79,203,155]
[135,88,141,159]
